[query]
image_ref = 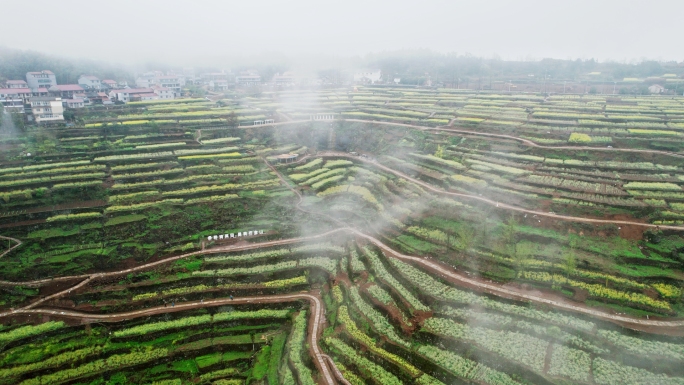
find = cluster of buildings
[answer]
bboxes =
[0,69,184,123]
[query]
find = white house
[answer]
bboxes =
[235,71,261,86]
[26,70,57,90]
[648,84,665,94]
[354,70,382,84]
[48,84,85,99]
[78,75,102,90]
[101,79,118,89]
[4,80,28,89]
[109,88,154,103]
[30,97,64,123]
[152,86,175,100]
[64,98,85,108]
[0,87,48,102]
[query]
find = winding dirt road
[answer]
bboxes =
[11,293,336,385]
[263,158,684,331]
[221,118,684,159]
[314,151,684,231]
[349,229,684,331]
[0,235,21,259]
[341,119,684,159]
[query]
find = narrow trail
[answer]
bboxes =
[1,117,683,382]
[349,229,684,331]
[0,235,21,259]
[218,118,684,159]
[11,293,336,385]
[314,151,684,231]
[341,119,684,159]
[263,157,684,331]
[0,229,345,288]
[0,155,682,331]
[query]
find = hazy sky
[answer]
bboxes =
[2,0,682,65]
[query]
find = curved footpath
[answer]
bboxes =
[265,157,684,331]
[0,229,345,288]
[228,118,684,159]
[341,119,684,159]
[12,293,337,385]
[315,151,684,231]
[350,229,684,331]
[0,235,21,259]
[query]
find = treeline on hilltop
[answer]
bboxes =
[0,46,133,84]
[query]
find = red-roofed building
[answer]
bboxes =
[49,84,85,98]
[78,75,102,90]
[109,88,153,103]
[64,98,85,108]
[89,92,111,104]
[151,86,174,100]
[101,79,118,89]
[0,87,49,101]
[133,93,160,101]
[4,80,29,89]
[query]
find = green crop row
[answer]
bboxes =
[361,247,429,311]
[339,306,421,376]
[324,337,403,385]
[105,199,183,213]
[349,287,410,348]
[389,258,595,331]
[94,152,175,162]
[114,310,289,337]
[0,172,105,188]
[0,160,91,175]
[287,311,316,385]
[20,349,168,385]
[46,212,102,222]
[518,271,671,310]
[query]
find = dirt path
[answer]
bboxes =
[10,293,336,385]
[263,158,684,331]
[0,229,346,288]
[0,235,21,259]
[314,151,684,231]
[341,119,684,159]
[1,158,683,332]
[349,229,684,331]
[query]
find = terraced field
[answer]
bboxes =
[1,90,683,385]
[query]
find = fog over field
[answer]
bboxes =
[1,2,684,385]
[1,0,682,65]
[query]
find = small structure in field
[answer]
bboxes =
[275,153,299,163]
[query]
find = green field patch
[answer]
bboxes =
[26,227,80,240]
[105,214,147,227]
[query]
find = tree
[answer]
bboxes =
[563,251,576,278]
[457,225,478,253]
[434,145,445,159]
[227,111,238,127]
[501,214,518,246]
[514,242,534,271]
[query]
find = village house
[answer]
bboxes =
[29,97,64,123]
[78,75,102,90]
[3,80,29,89]
[49,84,85,99]
[26,70,57,90]
[63,98,85,108]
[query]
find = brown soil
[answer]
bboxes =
[572,287,589,302]
[360,283,414,334]
[0,219,46,229]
